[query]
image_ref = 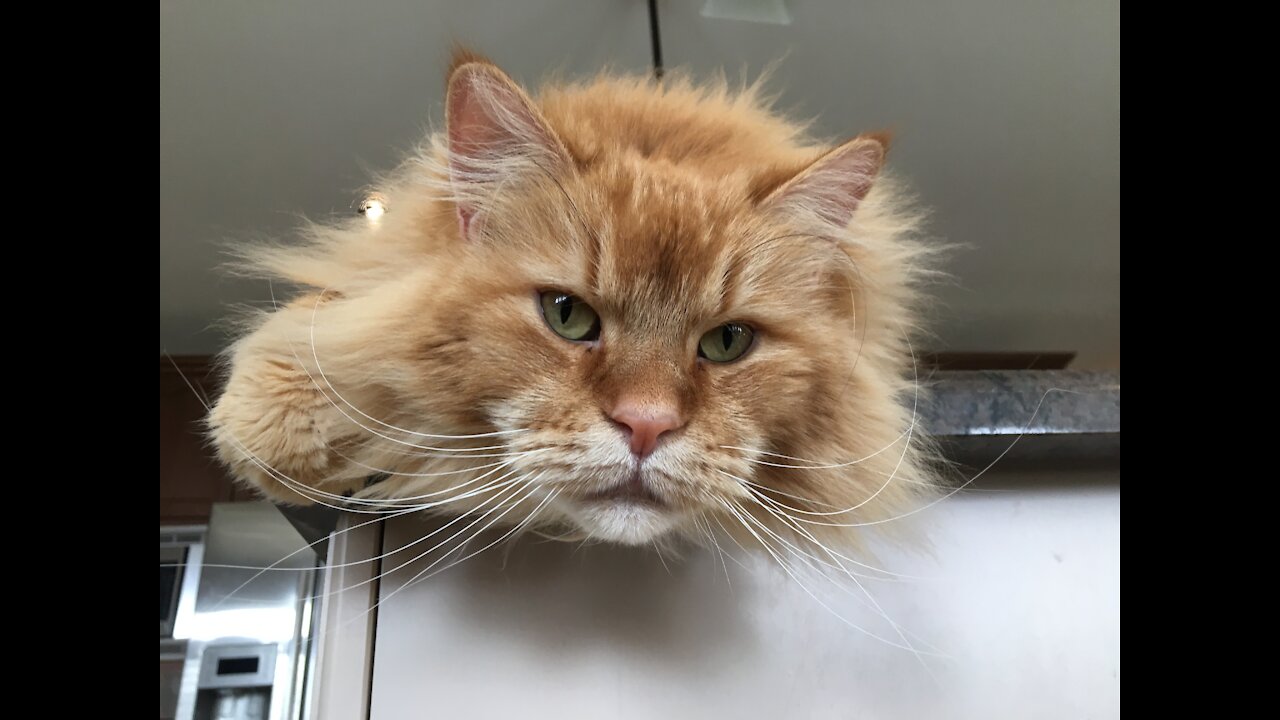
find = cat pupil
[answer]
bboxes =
[559,298,572,325]
[722,326,733,350]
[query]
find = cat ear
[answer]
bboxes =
[761,134,889,228]
[446,61,571,239]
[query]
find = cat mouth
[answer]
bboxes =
[581,470,666,508]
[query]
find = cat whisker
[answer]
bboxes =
[319,477,537,614]
[691,514,735,589]
[162,503,418,591]
[729,497,945,662]
[528,526,591,543]
[171,350,527,515]
[742,496,947,672]
[168,355,412,512]
[205,499,434,612]
[730,499,851,576]
[205,467,539,594]
[327,444,547,480]
[727,419,915,518]
[721,334,922,521]
[731,493,909,582]
[719,325,921,477]
[750,387,1069,529]
[217,415,534,512]
[305,289,522,441]
[569,527,599,557]
[403,485,560,594]
[717,500,945,658]
[358,445,526,460]
[343,449,582,511]
[737,491,928,582]
[734,478,845,509]
[202,465,543,609]
[343,477,552,628]
[260,283,524,454]
[724,444,904,471]
[652,540,674,577]
[219,434,429,512]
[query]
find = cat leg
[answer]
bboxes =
[207,297,367,505]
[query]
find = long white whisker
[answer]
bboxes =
[693,515,735,589]
[732,493,907,582]
[170,348,512,514]
[260,283,522,459]
[398,486,561,595]
[342,477,549,628]
[328,446,546,481]
[222,431,490,511]
[720,436,907,470]
[718,500,944,657]
[737,496,947,661]
[732,496,940,652]
[721,330,922,522]
[325,477,538,608]
[204,469,534,603]
[757,386,1070,527]
[737,479,844,508]
[216,407,543,511]
[742,488,929,580]
[198,502,415,611]
[737,496,946,669]
[167,355,413,512]
[302,287,521,442]
[344,461,534,506]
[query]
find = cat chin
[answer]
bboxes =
[563,499,681,546]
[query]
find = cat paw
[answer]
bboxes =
[208,355,358,505]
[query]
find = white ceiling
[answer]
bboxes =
[160,0,1119,369]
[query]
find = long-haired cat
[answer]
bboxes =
[207,50,940,559]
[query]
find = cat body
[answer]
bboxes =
[208,52,938,554]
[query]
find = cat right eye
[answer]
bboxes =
[539,291,601,342]
[698,323,755,363]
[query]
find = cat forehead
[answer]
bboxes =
[507,156,832,324]
[581,164,763,315]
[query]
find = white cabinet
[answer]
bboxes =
[315,470,1119,719]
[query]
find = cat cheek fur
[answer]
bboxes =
[207,51,941,551]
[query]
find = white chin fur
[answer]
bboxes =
[567,500,679,546]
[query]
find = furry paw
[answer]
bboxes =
[208,353,361,505]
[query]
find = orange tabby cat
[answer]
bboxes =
[207,51,939,555]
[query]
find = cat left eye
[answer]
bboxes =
[540,291,601,342]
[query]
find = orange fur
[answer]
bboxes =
[208,55,942,555]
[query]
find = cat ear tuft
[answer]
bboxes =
[445,61,570,239]
[761,134,889,228]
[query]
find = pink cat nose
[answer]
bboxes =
[608,402,684,459]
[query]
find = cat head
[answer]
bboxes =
[211,54,937,551]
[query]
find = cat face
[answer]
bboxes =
[209,55,933,551]
[370,63,893,545]
[427,166,863,544]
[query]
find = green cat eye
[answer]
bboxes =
[539,291,600,342]
[698,323,754,363]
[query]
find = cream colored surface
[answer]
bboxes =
[364,471,1119,719]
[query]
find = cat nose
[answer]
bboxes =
[607,401,685,459]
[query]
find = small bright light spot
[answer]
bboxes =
[360,195,387,222]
